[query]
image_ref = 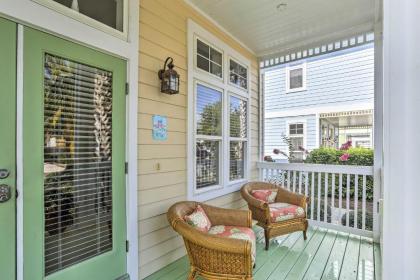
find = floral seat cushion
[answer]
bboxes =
[269,202,305,223]
[208,225,256,264]
[251,189,278,203]
[184,205,212,232]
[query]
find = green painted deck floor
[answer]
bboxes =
[144,226,381,280]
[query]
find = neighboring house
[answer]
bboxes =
[263,43,374,161]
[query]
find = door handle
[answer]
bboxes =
[0,184,12,202]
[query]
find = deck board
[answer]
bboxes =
[143,226,381,280]
[321,232,349,280]
[302,229,338,280]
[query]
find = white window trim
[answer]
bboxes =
[188,19,251,202]
[285,120,307,160]
[31,0,129,40]
[285,62,307,93]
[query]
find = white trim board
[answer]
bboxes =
[187,19,252,202]
[4,1,140,279]
[265,102,374,119]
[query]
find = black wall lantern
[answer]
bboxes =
[158,57,180,95]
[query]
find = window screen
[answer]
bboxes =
[43,54,113,275]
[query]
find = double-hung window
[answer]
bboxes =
[189,20,250,201]
[288,123,305,161]
[286,63,307,93]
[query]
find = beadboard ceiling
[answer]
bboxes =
[188,0,376,57]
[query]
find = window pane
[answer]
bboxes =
[210,48,222,65]
[290,68,303,89]
[210,62,222,78]
[230,96,247,138]
[43,54,113,275]
[196,140,219,188]
[290,137,304,150]
[197,55,209,72]
[196,84,222,136]
[230,141,245,181]
[229,59,248,89]
[197,39,210,58]
[53,0,124,31]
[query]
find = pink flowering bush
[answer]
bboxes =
[339,153,350,162]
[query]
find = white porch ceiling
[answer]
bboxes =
[188,0,376,57]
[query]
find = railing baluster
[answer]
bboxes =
[305,172,309,197]
[362,175,367,230]
[346,174,350,227]
[292,171,297,192]
[298,171,302,194]
[331,173,336,220]
[317,172,321,221]
[354,174,359,229]
[324,172,328,222]
[263,168,267,181]
[287,171,291,190]
[281,170,286,188]
[311,172,315,220]
[339,174,343,224]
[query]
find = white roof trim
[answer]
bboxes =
[260,30,375,69]
[183,0,256,56]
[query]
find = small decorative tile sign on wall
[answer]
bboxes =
[152,115,167,141]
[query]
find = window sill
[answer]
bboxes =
[189,180,248,202]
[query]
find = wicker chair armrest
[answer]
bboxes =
[201,204,252,228]
[174,221,252,255]
[241,186,269,210]
[275,187,308,208]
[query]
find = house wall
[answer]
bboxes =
[138,1,259,278]
[264,115,317,160]
[264,43,375,114]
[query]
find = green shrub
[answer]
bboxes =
[304,147,373,166]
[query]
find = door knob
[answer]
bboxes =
[0,169,9,179]
[0,184,11,202]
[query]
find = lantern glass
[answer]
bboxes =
[159,57,180,94]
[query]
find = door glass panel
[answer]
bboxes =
[43,54,113,275]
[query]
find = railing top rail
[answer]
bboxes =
[257,162,374,176]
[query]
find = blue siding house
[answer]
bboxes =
[263,43,374,161]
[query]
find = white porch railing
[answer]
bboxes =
[257,162,375,238]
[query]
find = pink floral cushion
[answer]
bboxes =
[184,205,212,232]
[251,189,278,203]
[208,225,256,264]
[269,202,305,222]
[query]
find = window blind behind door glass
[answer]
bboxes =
[43,54,113,275]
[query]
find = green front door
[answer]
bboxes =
[0,17,17,280]
[23,27,127,280]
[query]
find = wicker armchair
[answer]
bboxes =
[241,182,308,250]
[167,201,254,280]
